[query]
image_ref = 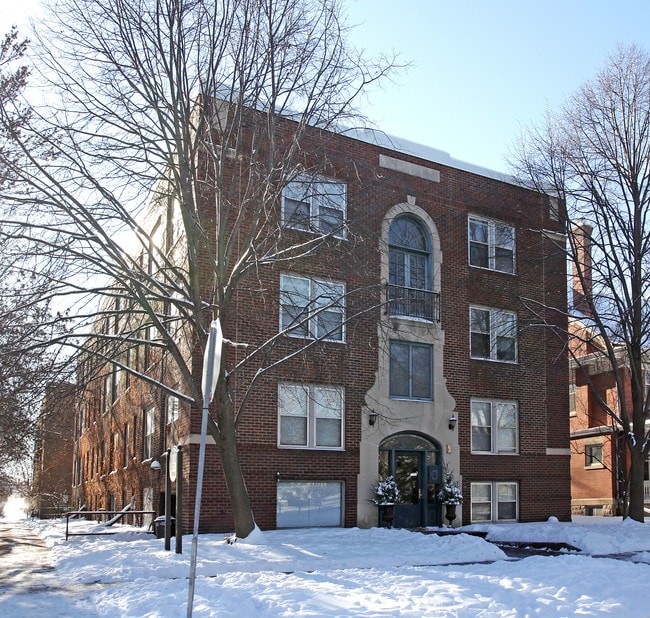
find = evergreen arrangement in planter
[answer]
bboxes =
[372,476,401,505]
[437,468,463,505]
[373,476,401,528]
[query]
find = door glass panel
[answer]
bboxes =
[381,434,436,450]
[379,450,389,480]
[395,453,419,505]
[426,451,440,506]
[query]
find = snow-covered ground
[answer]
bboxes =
[3,498,650,617]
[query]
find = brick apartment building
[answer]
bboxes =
[71,119,571,533]
[32,382,76,517]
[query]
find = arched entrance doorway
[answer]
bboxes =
[379,433,442,528]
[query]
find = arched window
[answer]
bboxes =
[388,217,436,320]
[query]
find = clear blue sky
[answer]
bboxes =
[345,0,650,172]
[4,1,650,174]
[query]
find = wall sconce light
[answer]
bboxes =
[448,415,457,431]
[368,410,378,426]
[150,459,162,471]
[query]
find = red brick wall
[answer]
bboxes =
[74,118,571,531]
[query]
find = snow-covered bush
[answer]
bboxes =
[437,468,463,505]
[372,476,401,505]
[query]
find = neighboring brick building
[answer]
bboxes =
[72,121,571,533]
[567,222,648,516]
[568,323,627,516]
[32,382,76,518]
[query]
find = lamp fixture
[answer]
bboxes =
[448,415,457,431]
[368,410,378,427]
[149,459,162,485]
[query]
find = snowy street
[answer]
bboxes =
[0,521,100,616]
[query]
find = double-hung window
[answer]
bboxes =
[389,340,433,400]
[471,482,518,522]
[280,274,345,342]
[470,306,517,362]
[468,216,515,273]
[282,179,346,236]
[471,399,518,453]
[166,395,179,424]
[143,406,155,460]
[123,423,130,468]
[278,383,344,449]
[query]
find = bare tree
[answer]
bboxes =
[510,44,650,521]
[0,0,395,537]
[0,28,69,484]
[0,26,29,188]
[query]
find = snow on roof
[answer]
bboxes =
[344,127,515,184]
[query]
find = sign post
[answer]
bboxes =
[187,319,222,617]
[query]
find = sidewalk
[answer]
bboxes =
[0,521,99,616]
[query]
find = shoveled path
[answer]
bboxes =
[0,521,100,616]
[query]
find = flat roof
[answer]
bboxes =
[344,127,513,184]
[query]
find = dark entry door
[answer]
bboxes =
[379,433,442,528]
[394,451,423,527]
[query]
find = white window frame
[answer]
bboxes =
[282,179,347,237]
[166,395,180,424]
[123,423,130,469]
[280,274,345,342]
[569,382,577,417]
[470,399,518,454]
[470,482,518,522]
[585,442,604,469]
[113,431,120,471]
[468,215,515,274]
[389,340,433,401]
[278,383,344,450]
[470,306,518,362]
[143,406,155,460]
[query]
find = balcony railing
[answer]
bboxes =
[387,284,440,322]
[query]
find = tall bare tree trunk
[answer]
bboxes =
[628,445,646,521]
[212,381,255,538]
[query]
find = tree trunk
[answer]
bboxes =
[627,443,646,522]
[210,384,256,538]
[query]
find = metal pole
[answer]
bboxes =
[176,445,183,554]
[186,401,209,617]
[187,319,221,618]
[165,448,172,551]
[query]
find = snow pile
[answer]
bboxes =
[2,516,650,616]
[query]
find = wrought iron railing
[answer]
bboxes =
[65,509,156,540]
[387,284,440,322]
